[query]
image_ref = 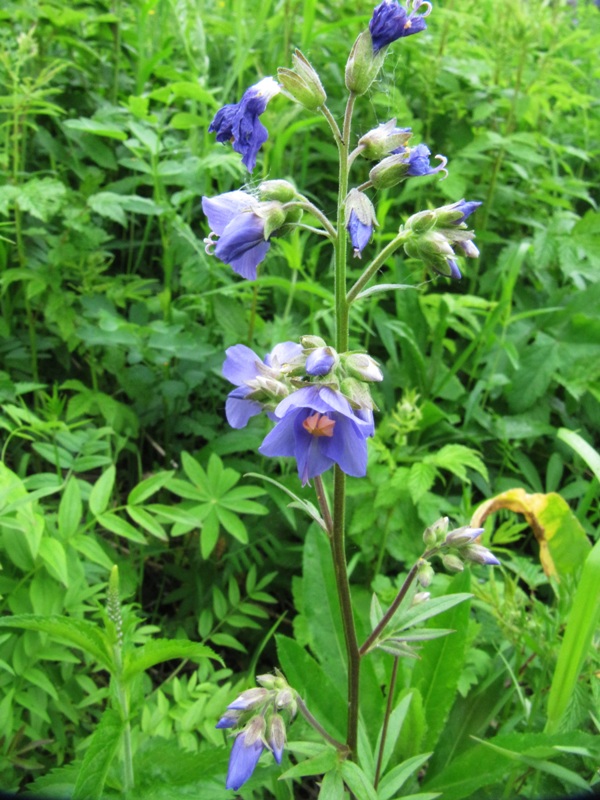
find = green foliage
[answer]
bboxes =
[1,0,599,796]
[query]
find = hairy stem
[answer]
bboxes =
[296,695,350,756]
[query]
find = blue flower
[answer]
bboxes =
[347,210,373,257]
[369,0,430,53]
[209,77,280,172]
[448,199,482,225]
[305,347,336,376]
[345,189,378,258]
[259,385,374,486]
[226,729,265,791]
[222,342,303,429]
[405,144,447,177]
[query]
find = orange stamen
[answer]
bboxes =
[302,412,336,438]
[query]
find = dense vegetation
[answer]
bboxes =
[0,0,599,797]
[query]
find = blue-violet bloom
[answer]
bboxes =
[226,727,265,791]
[223,342,303,429]
[369,0,431,53]
[405,144,447,177]
[209,76,280,172]
[259,385,374,485]
[305,347,336,376]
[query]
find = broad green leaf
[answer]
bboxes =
[471,488,590,578]
[64,118,127,139]
[0,615,113,670]
[72,534,114,570]
[58,478,82,540]
[546,537,600,733]
[410,571,471,753]
[89,466,116,517]
[276,635,347,743]
[73,707,124,800]
[122,639,221,681]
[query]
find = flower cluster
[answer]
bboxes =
[223,337,383,485]
[402,199,482,279]
[422,516,501,570]
[217,674,298,791]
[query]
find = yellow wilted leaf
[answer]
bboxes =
[471,489,590,580]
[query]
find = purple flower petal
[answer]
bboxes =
[225,733,264,791]
[223,344,264,386]
[369,0,427,52]
[226,388,263,429]
[305,347,335,376]
[202,191,257,235]
[347,210,373,257]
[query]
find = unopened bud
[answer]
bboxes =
[268,714,286,763]
[444,526,483,548]
[227,687,269,711]
[344,353,383,383]
[306,346,337,377]
[412,591,430,605]
[258,180,299,203]
[441,553,464,572]
[417,561,435,588]
[256,201,287,240]
[278,50,326,110]
[358,119,412,160]
[423,516,449,547]
[345,31,385,95]
[244,715,266,745]
[301,335,327,349]
[463,544,500,566]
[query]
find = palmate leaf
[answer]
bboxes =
[122,638,222,681]
[0,615,113,671]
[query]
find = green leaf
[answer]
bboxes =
[245,472,326,532]
[64,117,127,139]
[58,478,82,540]
[200,508,220,558]
[97,512,148,544]
[546,537,600,733]
[126,505,168,541]
[340,761,378,800]
[557,428,600,483]
[0,615,113,670]
[377,753,432,800]
[410,571,472,752]
[215,506,248,543]
[280,747,338,780]
[318,769,345,800]
[38,537,69,586]
[73,707,124,800]
[122,639,221,681]
[89,466,116,517]
[127,471,175,505]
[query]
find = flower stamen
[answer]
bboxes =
[302,413,336,438]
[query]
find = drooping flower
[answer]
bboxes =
[222,342,304,429]
[369,145,447,189]
[202,191,286,280]
[345,189,378,258]
[369,0,431,53]
[259,385,374,485]
[463,544,501,566]
[225,721,266,791]
[209,77,280,172]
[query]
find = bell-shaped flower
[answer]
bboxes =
[369,0,431,53]
[225,718,266,791]
[345,189,378,258]
[259,385,374,486]
[222,342,304,429]
[202,191,286,280]
[209,76,280,172]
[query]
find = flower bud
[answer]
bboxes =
[412,591,431,605]
[417,560,435,588]
[463,544,501,566]
[444,526,484,548]
[340,377,376,411]
[358,119,412,160]
[268,714,286,764]
[256,673,278,689]
[441,553,464,572]
[344,353,383,382]
[278,50,327,111]
[258,180,299,203]
[345,31,385,95]
[301,335,327,349]
[256,201,287,240]
[405,209,437,235]
[244,715,266,745]
[306,346,337,377]
[227,687,269,711]
[275,688,297,716]
[423,516,449,547]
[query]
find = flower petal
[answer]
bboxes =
[225,733,264,791]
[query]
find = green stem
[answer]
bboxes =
[313,475,333,537]
[373,656,399,789]
[359,551,436,656]
[296,694,349,756]
[283,200,337,239]
[347,230,410,305]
